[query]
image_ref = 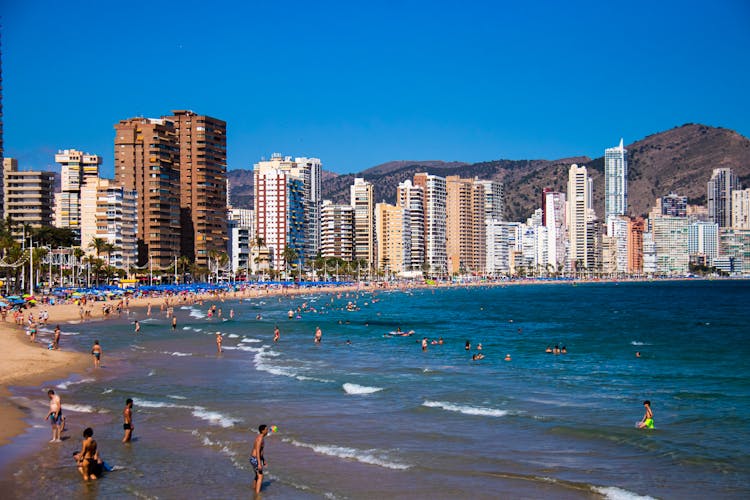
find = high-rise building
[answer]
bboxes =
[350,178,375,267]
[446,176,485,275]
[0,33,4,217]
[320,200,354,260]
[114,118,181,267]
[717,228,750,275]
[708,168,741,227]
[627,217,645,275]
[168,111,227,268]
[544,191,567,270]
[397,180,425,271]
[54,149,102,242]
[375,203,410,274]
[296,157,322,258]
[413,173,447,276]
[485,220,510,275]
[476,180,504,222]
[3,158,56,234]
[688,221,719,267]
[651,215,689,275]
[731,188,750,229]
[606,215,630,275]
[80,178,138,269]
[253,163,306,273]
[661,192,687,217]
[227,208,254,276]
[604,139,628,219]
[566,164,595,271]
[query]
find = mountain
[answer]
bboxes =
[228,124,750,221]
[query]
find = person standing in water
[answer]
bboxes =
[53,325,61,350]
[46,389,62,442]
[91,340,102,368]
[273,325,280,343]
[250,424,270,494]
[216,332,223,353]
[638,400,654,429]
[172,316,177,331]
[122,398,134,443]
[314,326,322,343]
[134,320,140,333]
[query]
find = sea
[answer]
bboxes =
[1,280,749,499]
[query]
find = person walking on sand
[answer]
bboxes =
[46,389,62,442]
[637,400,654,429]
[91,340,102,368]
[216,332,223,353]
[250,424,270,494]
[53,325,61,350]
[122,398,134,443]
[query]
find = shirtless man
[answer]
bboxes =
[250,425,270,494]
[638,400,654,429]
[122,398,134,442]
[91,340,102,368]
[46,389,62,442]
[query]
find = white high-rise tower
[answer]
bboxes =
[605,138,628,219]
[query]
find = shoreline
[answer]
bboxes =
[0,277,738,449]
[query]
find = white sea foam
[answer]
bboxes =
[57,378,95,390]
[285,439,410,470]
[167,395,187,400]
[189,309,206,319]
[422,400,508,417]
[593,486,656,500]
[240,338,261,343]
[134,398,189,409]
[101,388,113,394]
[228,334,239,338]
[182,326,192,330]
[147,370,156,377]
[630,341,650,346]
[343,383,383,395]
[163,351,192,357]
[191,408,240,428]
[65,404,109,414]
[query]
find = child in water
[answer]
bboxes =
[637,400,654,429]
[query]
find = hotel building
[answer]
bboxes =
[708,168,741,228]
[413,173,447,276]
[54,149,102,243]
[3,158,56,233]
[604,139,628,219]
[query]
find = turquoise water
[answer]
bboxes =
[2,281,749,499]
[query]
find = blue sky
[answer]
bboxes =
[3,0,749,176]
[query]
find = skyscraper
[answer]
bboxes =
[413,173,447,276]
[731,188,750,229]
[604,139,628,219]
[54,149,102,242]
[375,202,410,274]
[320,200,354,260]
[397,180,424,271]
[544,191,567,270]
[566,164,595,271]
[707,168,741,228]
[446,176,485,275]
[350,178,375,267]
[169,110,227,268]
[114,117,181,267]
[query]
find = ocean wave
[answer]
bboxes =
[253,350,331,382]
[227,334,239,338]
[593,486,656,500]
[343,383,383,395]
[240,338,262,343]
[630,341,650,346]
[167,395,187,400]
[422,400,508,417]
[147,370,156,377]
[189,309,206,319]
[134,398,190,409]
[65,404,109,414]
[192,408,240,428]
[284,439,410,470]
[101,388,113,394]
[162,351,193,357]
[57,378,95,390]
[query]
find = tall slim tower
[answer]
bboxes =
[397,180,424,271]
[566,164,595,270]
[604,138,628,219]
[707,168,741,227]
[114,118,181,267]
[168,110,227,267]
[350,178,374,267]
[413,173,447,276]
[445,176,485,275]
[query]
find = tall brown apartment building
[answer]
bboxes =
[446,175,485,275]
[169,110,227,268]
[114,118,181,267]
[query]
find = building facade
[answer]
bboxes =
[375,203,410,274]
[604,139,628,219]
[651,215,689,275]
[397,180,425,271]
[3,158,56,233]
[566,164,595,271]
[320,200,354,260]
[114,118,181,267]
[54,149,102,242]
[413,173,447,276]
[732,188,750,229]
[661,192,688,218]
[350,178,375,268]
[446,176,485,275]
[707,168,741,228]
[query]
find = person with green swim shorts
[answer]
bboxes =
[638,400,654,429]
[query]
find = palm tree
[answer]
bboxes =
[72,247,85,287]
[88,238,108,260]
[283,246,298,278]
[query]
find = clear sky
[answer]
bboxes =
[2,0,749,176]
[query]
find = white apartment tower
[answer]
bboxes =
[731,188,750,229]
[350,178,375,267]
[604,139,628,219]
[413,173,447,276]
[54,149,102,242]
[320,200,354,260]
[397,180,425,271]
[566,164,595,271]
[544,191,567,271]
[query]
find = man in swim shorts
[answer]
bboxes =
[122,398,134,443]
[46,389,62,442]
[638,400,654,429]
[250,424,270,494]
